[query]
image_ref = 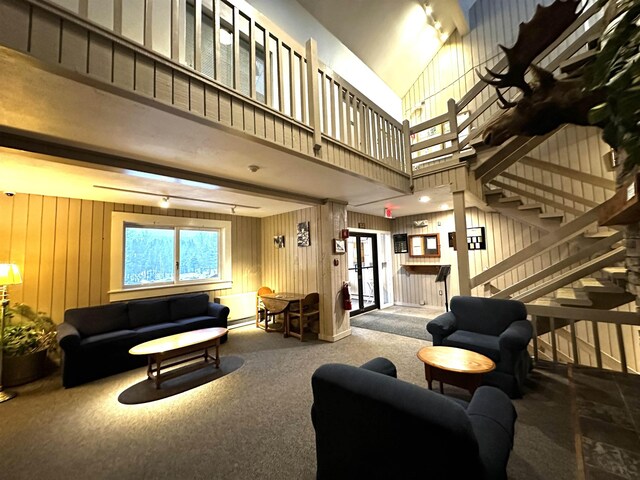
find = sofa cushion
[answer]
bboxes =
[170,293,209,321]
[443,330,501,363]
[65,303,129,338]
[79,330,138,351]
[128,299,171,328]
[133,322,183,341]
[174,316,217,330]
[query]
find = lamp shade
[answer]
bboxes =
[0,264,22,285]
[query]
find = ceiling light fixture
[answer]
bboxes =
[440,32,448,42]
[247,165,259,173]
[160,197,170,209]
[419,196,430,203]
[440,203,448,210]
[424,4,433,16]
[231,205,236,215]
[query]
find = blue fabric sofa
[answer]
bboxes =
[311,357,517,479]
[427,295,533,398]
[57,293,229,388]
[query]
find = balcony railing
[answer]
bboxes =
[35,0,405,173]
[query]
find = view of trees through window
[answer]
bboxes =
[124,226,219,287]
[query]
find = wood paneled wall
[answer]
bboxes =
[391,208,571,306]
[261,207,320,294]
[347,211,391,232]
[0,193,261,324]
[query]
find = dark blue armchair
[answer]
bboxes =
[427,296,533,398]
[311,357,516,479]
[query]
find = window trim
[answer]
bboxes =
[110,212,232,302]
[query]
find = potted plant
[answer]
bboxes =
[1,303,57,386]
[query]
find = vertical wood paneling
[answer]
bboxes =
[0,193,262,323]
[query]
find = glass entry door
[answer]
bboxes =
[347,233,379,316]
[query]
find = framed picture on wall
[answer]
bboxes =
[333,239,346,254]
[297,221,310,247]
[274,235,285,248]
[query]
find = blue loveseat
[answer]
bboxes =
[311,357,517,479]
[57,293,229,388]
[427,295,533,397]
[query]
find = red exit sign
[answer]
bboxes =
[384,208,393,219]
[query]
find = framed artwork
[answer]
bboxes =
[333,239,346,254]
[274,235,285,248]
[408,233,440,258]
[297,221,310,247]
[448,232,457,250]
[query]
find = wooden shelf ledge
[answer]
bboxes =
[402,264,442,275]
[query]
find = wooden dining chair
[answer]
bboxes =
[256,286,274,329]
[288,292,320,341]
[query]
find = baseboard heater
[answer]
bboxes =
[214,292,256,321]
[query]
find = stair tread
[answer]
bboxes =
[602,267,627,279]
[539,212,564,219]
[498,196,523,204]
[518,203,544,211]
[554,288,592,306]
[483,187,503,195]
[580,278,624,293]
[584,229,618,238]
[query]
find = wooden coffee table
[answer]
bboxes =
[129,327,228,389]
[417,346,495,394]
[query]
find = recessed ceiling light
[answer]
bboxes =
[440,203,448,210]
[419,196,430,203]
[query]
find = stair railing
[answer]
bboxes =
[526,303,640,373]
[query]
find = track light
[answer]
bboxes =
[160,197,170,209]
[231,205,236,215]
[424,4,433,15]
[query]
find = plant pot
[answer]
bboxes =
[2,350,48,387]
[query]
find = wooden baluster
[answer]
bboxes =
[277,39,284,113]
[345,91,353,147]
[591,321,602,369]
[264,29,272,107]
[532,315,539,363]
[447,98,459,158]
[300,55,307,124]
[550,317,558,364]
[194,0,202,72]
[213,0,221,82]
[305,38,321,153]
[320,71,327,134]
[233,6,240,90]
[144,0,153,49]
[569,319,578,365]
[615,323,627,373]
[402,120,412,178]
[249,19,256,99]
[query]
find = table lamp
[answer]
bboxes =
[0,263,22,403]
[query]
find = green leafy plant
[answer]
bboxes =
[2,303,57,357]
[587,0,640,173]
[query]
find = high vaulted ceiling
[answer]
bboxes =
[295,0,470,97]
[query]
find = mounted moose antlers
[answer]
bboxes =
[479,0,605,146]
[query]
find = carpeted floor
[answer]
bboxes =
[350,305,443,341]
[0,325,578,479]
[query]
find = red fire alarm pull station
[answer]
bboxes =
[384,208,393,219]
[341,229,350,239]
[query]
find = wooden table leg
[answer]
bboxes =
[214,340,220,368]
[155,355,162,389]
[424,364,433,390]
[439,381,444,394]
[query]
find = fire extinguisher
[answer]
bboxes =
[342,282,352,311]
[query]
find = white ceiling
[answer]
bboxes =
[295,0,470,96]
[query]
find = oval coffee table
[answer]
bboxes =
[130,327,228,389]
[417,346,495,394]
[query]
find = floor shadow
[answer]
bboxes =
[118,355,244,404]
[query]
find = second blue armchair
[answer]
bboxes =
[427,295,533,397]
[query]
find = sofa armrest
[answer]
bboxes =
[207,302,230,322]
[499,319,533,351]
[467,386,517,480]
[359,357,397,378]
[57,322,81,351]
[427,311,457,340]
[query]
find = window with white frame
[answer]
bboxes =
[110,213,232,301]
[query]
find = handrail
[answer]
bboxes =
[527,304,640,373]
[493,231,623,299]
[470,204,605,289]
[34,0,404,171]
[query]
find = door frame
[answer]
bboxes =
[348,232,380,316]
